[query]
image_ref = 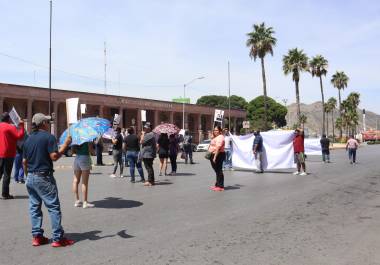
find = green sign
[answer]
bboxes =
[172,97,190,104]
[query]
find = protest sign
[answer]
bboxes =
[9,107,21,126]
[66,98,79,125]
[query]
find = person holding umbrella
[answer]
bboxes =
[157,133,169,176]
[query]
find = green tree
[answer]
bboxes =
[324,102,331,136]
[247,96,287,130]
[331,71,349,138]
[196,95,247,110]
[309,55,328,135]
[246,22,277,128]
[282,48,309,125]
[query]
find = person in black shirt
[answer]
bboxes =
[157,133,169,176]
[252,130,264,173]
[124,127,145,183]
[110,127,124,178]
[320,134,331,163]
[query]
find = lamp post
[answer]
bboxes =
[182,76,205,129]
[49,0,52,116]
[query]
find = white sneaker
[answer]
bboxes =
[83,202,94,208]
[74,200,82,207]
[300,172,308,176]
[293,171,300,175]
[120,175,126,178]
[109,174,117,178]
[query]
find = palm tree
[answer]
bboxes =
[246,22,277,129]
[309,55,328,135]
[331,71,349,138]
[282,48,309,124]
[327,97,337,141]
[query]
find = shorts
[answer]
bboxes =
[294,152,305,164]
[74,155,91,171]
[159,152,169,159]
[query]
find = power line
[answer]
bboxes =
[0,51,183,88]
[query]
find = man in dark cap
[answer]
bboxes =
[252,130,264,173]
[23,113,74,247]
[0,112,25,199]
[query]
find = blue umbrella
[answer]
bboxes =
[59,117,111,146]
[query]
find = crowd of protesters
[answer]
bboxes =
[0,110,364,248]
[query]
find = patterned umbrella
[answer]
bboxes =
[153,123,180,135]
[59,117,111,146]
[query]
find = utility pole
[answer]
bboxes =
[228,61,231,132]
[49,0,52,116]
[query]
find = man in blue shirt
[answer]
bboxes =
[252,130,264,173]
[23,113,74,247]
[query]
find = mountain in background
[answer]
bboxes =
[286,102,380,136]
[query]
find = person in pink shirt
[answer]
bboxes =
[208,126,225,191]
[346,135,359,164]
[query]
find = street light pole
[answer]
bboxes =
[228,61,231,131]
[182,76,205,129]
[49,0,52,117]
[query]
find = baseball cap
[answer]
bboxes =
[32,113,51,126]
[143,122,151,129]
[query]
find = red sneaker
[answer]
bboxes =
[210,186,217,190]
[32,235,49,246]
[214,187,224,191]
[51,238,75,247]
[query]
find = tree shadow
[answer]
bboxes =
[65,229,134,243]
[91,197,143,209]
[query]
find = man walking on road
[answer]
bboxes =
[0,112,25,199]
[320,134,331,163]
[252,130,264,173]
[346,135,359,164]
[223,128,233,170]
[293,128,307,176]
[23,113,74,247]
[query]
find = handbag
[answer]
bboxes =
[180,152,186,160]
[204,151,212,160]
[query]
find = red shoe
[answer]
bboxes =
[214,187,224,191]
[32,235,49,246]
[51,238,75,247]
[210,186,217,190]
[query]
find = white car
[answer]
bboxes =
[196,139,211,152]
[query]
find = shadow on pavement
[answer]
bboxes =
[14,195,29,199]
[172,173,196,176]
[154,181,173,186]
[92,197,143,209]
[224,184,243,191]
[65,229,134,243]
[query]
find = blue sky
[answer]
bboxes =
[1,0,380,113]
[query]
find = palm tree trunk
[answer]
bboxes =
[338,89,342,139]
[319,76,325,135]
[260,57,268,129]
[332,110,335,142]
[295,79,301,125]
[326,111,329,137]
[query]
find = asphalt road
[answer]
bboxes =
[1,145,380,265]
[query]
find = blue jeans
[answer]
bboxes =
[223,149,232,169]
[348,148,357,163]
[126,151,144,181]
[13,153,24,182]
[26,173,64,242]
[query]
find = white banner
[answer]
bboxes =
[9,107,21,126]
[214,109,224,123]
[80,104,86,114]
[114,113,121,125]
[231,131,322,170]
[141,110,146,122]
[66,98,79,125]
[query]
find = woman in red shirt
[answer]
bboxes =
[208,126,226,191]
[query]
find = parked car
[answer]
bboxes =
[195,139,211,152]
